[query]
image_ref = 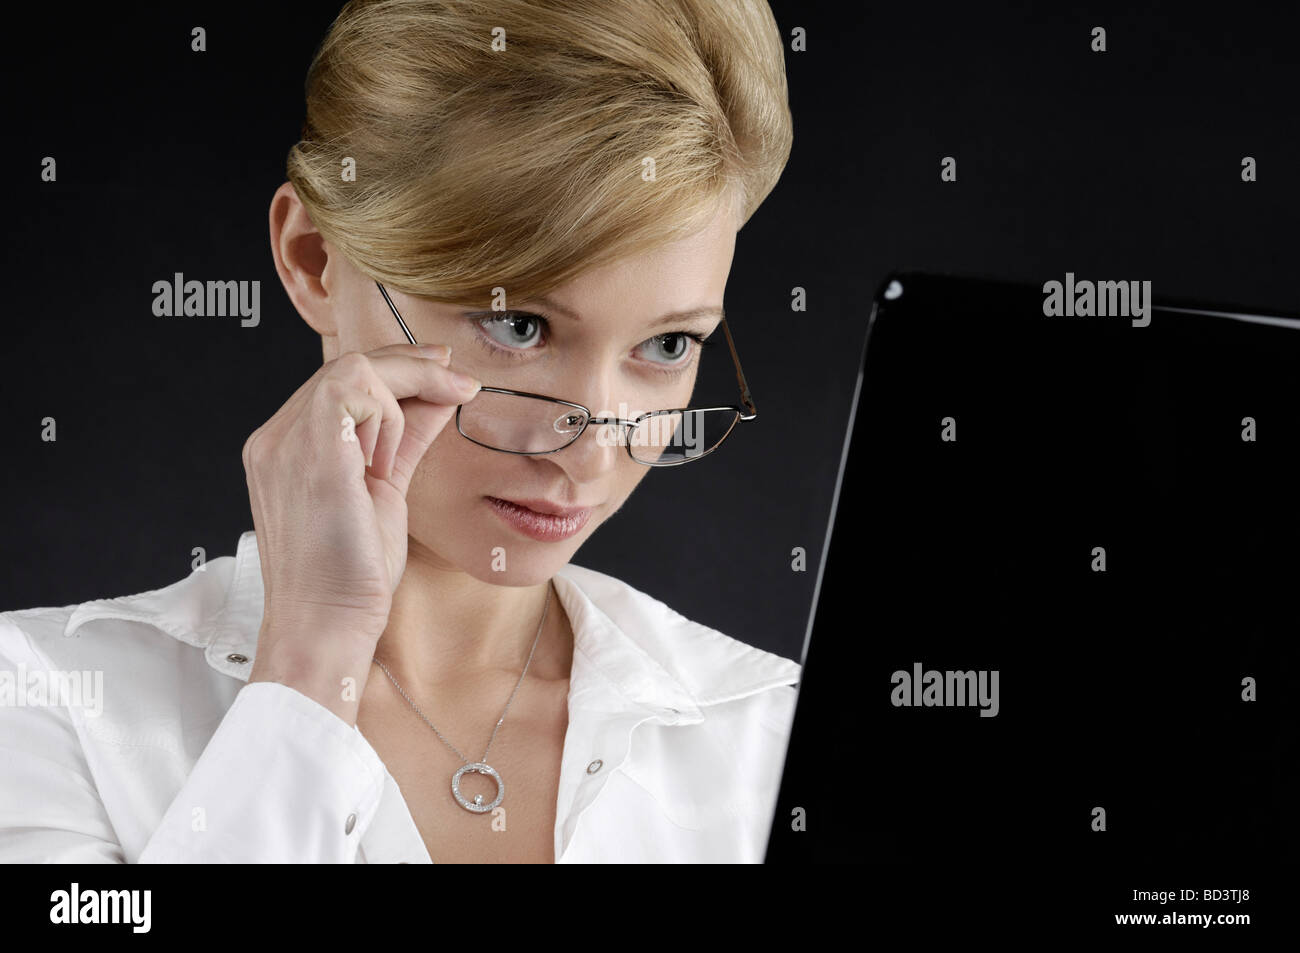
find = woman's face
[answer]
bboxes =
[321,203,739,585]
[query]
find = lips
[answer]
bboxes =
[485,496,594,542]
[494,497,591,518]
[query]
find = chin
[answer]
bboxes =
[464,553,575,587]
[468,521,595,585]
[412,497,602,582]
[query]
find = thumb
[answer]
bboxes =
[386,397,460,498]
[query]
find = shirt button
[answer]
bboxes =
[227,653,249,664]
[586,759,603,774]
[345,813,357,834]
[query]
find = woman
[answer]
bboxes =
[0,0,797,863]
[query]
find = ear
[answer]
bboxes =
[268,180,340,340]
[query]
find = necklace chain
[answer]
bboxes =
[372,582,552,766]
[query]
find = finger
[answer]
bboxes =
[387,397,460,498]
[360,352,483,407]
[346,350,463,480]
[319,349,479,493]
[368,381,406,481]
[319,380,383,472]
[353,410,381,468]
[273,344,450,440]
[366,341,453,366]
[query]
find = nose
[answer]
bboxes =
[532,413,621,483]
[556,370,638,478]
[535,356,655,477]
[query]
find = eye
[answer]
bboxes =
[637,331,708,366]
[478,312,545,350]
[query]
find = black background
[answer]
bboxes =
[5,3,1296,669]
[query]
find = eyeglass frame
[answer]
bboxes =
[374,282,756,466]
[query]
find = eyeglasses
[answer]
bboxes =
[375,282,756,466]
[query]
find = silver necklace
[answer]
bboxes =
[372,582,552,814]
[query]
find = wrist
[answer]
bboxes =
[249,628,379,727]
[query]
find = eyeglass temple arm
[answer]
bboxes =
[718,315,757,419]
[376,282,418,345]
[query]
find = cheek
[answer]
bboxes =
[404,423,482,510]
[404,418,653,538]
[401,428,502,567]
[610,458,653,507]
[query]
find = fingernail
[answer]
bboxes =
[421,344,451,362]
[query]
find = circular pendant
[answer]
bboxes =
[451,762,505,813]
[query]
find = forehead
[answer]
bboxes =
[530,205,737,328]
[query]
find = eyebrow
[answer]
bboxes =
[523,294,724,329]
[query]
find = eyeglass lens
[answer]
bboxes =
[458,391,740,464]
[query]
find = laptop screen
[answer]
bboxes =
[765,271,1300,877]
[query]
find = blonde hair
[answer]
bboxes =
[285,0,792,305]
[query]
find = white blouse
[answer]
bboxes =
[0,531,801,863]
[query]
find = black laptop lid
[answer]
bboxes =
[765,271,1299,872]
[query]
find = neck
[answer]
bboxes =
[371,536,573,694]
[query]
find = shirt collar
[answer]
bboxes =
[64,532,800,723]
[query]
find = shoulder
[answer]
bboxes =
[0,545,242,685]
[551,564,800,857]
[553,561,800,709]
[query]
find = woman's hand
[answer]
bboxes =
[242,342,481,724]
